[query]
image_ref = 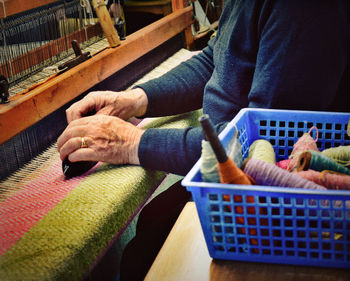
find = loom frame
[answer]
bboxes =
[0,0,194,145]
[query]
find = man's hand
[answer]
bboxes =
[57,114,145,165]
[65,88,148,123]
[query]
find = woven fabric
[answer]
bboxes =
[0,48,201,281]
[0,109,201,281]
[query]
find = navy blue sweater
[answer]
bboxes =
[137,0,350,175]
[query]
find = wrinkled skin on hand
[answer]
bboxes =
[58,88,148,165]
[65,89,148,123]
[57,114,144,165]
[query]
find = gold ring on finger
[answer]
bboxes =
[81,137,88,148]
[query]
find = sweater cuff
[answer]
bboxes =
[138,127,203,176]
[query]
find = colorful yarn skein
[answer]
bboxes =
[296,150,350,176]
[321,145,350,167]
[243,158,326,190]
[276,159,292,170]
[243,158,348,208]
[288,126,319,171]
[248,139,276,164]
[294,169,350,190]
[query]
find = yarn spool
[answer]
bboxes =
[321,145,350,167]
[227,128,243,168]
[296,151,350,176]
[243,158,348,209]
[200,140,220,183]
[276,159,292,170]
[243,158,327,190]
[295,169,350,190]
[288,127,319,171]
[199,115,253,185]
[199,115,258,249]
[200,128,243,183]
[248,139,276,164]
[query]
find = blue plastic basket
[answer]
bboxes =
[182,108,350,268]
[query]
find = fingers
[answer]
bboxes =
[57,113,143,165]
[59,135,98,162]
[58,136,86,161]
[57,115,112,161]
[57,122,88,152]
[65,89,147,124]
[66,91,105,123]
[68,147,97,162]
[66,100,95,123]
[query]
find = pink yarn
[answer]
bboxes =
[243,158,325,190]
[288,127,319,171]
[276,159,292,170]
[243,158,349,208]
[294,169,350,190]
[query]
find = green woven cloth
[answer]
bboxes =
[0,110,201,281]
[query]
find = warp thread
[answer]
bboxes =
[294,169,350,190]
[321,145,350,167]
[297,150,350,176]
[248,139,276,164]
[288,126,319,171]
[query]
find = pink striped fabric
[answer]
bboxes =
[0,160,100,256]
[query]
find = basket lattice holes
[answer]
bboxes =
[208,191,350,262]
[205,113,350,264]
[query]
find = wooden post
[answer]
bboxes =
[171,0,194,50]
[92,0,121,48]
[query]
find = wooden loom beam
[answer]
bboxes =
[0,0,59,18]
[0,6,194,145]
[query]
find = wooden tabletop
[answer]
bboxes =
[144,202,349,281]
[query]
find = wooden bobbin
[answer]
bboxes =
[296,151,312,171]
[92,0,121,47]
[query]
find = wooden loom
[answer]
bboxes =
[0,1,200,280]
[0,0,194,145]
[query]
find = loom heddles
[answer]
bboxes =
[0,0,103,92]
[0,0,107,180]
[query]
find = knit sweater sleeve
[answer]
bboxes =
[136,39,218,175]
[135,41,215,117]
[138,122,228,175]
